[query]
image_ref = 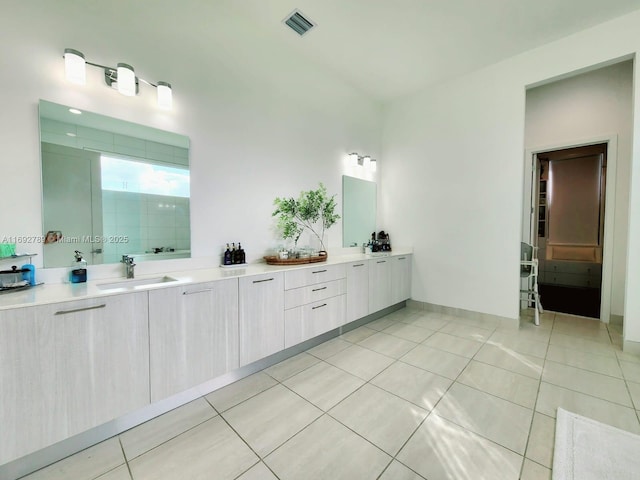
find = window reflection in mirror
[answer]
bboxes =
[39,100,190,268]
[342,175,376,248]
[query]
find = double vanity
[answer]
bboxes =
[0,250,412,476]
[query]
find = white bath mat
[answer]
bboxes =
[553,408,640,480]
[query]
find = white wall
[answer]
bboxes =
[382,9,640,333]
[524,61,633,316]
[0,2,381,281]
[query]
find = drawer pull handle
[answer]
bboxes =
[312,269,327,274]
[253,278,275,283]
[312,286,327,292]
[312,303,327,310]
[183,289,213,295]
[398,257,406,260]
[55,304,106,315]
[377,260,386,264]
[352,263,364,267]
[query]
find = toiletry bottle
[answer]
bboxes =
[223,244,232,265]
[70,250,87,283]
[231,243,237,264]
[238,243,246,264]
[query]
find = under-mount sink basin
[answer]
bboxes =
[97,275,178,291]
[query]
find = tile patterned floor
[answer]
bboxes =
[22,308,640,480]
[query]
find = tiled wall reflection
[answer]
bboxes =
[102,191,190,264]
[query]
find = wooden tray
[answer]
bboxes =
[264,254,327,265]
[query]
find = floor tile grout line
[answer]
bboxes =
[277,362,365,412]
[543,357,627,382]
[611,338,640,418]
[538,376,635,409]
[470,353,544,381]
[264,353,324,382]
[215,411,283,480]
[373,459,396,480]
[353,331,422,360]
[117,437,134,480]
[520,312,554,479]
[118,411,220,464]
[230,460,262,480]
[205,376,278,414]
[263,411,392,478]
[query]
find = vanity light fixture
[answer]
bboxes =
[116,63,136,96]
[156,81,173,110]
[64,48,86,85]
[62,48,173,110]
[347,152,376,171]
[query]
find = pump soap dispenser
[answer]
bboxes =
[70,250,87,283]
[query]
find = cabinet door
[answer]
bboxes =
[369,258,392,313]
[346,261,369,323]
[284,295,346,348]
[0,292,149,465]
[149,279,239,402]
[390,255,412,304]
[239,272,285,366]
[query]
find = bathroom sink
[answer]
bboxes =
[97,275,178,291]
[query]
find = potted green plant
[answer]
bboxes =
[272,182,340,256]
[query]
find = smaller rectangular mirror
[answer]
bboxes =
[342,175,376,247]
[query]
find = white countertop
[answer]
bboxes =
[0,249,412,311]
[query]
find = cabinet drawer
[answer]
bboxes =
[544,261,602,276]
[544,272,601,288]
[285,279,346,310]
[284,263,346,290]
[284,294,346,348]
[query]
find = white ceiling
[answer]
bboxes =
[18,0,640,103]
[218,0,640,101]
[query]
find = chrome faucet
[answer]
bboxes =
[121,255,136,279]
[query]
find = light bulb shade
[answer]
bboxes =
[363,156,371,168]
[349,152,359,166]
[157,81,172,110]
[117,63,136,96]
[64,48,86,85]
[371,158,377,172]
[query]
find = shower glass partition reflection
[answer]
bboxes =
[39,100,190,267]
[342,175,376,247]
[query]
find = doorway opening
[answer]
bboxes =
[533,144,607,319]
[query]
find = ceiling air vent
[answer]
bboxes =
[284,10,316,36]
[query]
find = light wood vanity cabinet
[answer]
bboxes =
[369,257,392,312]
[390,255,412,304]
[0,252,413,471]
[148,279,239,402]
[239,271,285,366]
[369,254,413,312]
[346,260,369,323]
[284,264,347,348]
[0,292,149,465]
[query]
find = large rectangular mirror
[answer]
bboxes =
[342,175,376,247]
[39,100,190,268]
